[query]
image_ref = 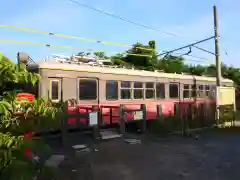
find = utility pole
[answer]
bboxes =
[214,5,221,123]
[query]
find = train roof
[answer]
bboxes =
[29,61,234,83]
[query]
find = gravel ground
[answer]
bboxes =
[48,128,240,180]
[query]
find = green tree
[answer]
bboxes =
[185,65,206,76]
[124,40,157,70]
[110,53,126,66]
[0,53,40,94]
[156,55,185,73]
[94,51,106,59]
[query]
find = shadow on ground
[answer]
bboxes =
[47,128,240,180]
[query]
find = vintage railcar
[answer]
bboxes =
[24,55,235,125]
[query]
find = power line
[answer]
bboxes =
[168,52,213,65]
[0,39,153,57]
[173,52,212,61]
[0,24,153,51]
[192,45,215,55]
[66,0,179,37]
[157,36,215,56]
[184,54,211,61]
[184,58,214,65]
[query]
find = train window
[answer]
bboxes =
[210,85,216,99]
[106,80,118,100]
[50,80,60,101]
[156,83,165,99]
[145,82,155,99]
[121,81,131,88]
[134,82,143,88]
[199,85,204,90]
[146,82,154,89]
[120,81,131,99]
[79,79,97,100]
[133,82,143,99]
[197,85,205,98]
[183,84,190,98]
[205,85,210,97]
[169,83,179,98]
[121,89,131,99]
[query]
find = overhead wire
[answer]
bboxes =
[192,45,215,55]
[66,0,179,37]
[0,24,153,51]
[168,51,214,64]
[0,39,153,57]
[157,36,215,56]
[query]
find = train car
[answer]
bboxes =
[25,55,235,126]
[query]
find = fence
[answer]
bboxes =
[60,102,100,147]
[119,104,147,135]
[27,101,237,143]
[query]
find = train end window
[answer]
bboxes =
[169,83,179,98]
[133,82,143,99]
[183,84,190,98]
[146,82,154,89]
[134,82,143,88]
[205,85,210,97]
[156,83,165,99]
[121,81,131,88]
[197,85,205,98]
[79,79,97,100]
[210,85,216,99]
[106,80,118,100]
[49,79,60,102]
[145,82,155,99]
[120,81,131,99]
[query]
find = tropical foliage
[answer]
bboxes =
[0,53,59,179]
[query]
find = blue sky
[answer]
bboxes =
[0,0,239,66]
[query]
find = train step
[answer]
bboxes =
[100,129,122,140]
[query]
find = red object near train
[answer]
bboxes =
[16,92,35,102]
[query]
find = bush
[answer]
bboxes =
[0,54,61,179]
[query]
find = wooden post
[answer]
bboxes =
[119,104,125,135]
[109,107,113,124]
[203,103,208,126]
[174,103,179,117]
[141,104,147,133]
[184,103,192,135]
[199,103,204,127]
[156,104,163,120]
[92,105,100,141]
[99,107,103,125]
[61,101,68,147]
[214,5,221,125]
[174,103,182,132]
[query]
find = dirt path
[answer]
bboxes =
[51,129,240,180]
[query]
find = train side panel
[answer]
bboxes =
[36,64,234,127]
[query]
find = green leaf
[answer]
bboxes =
[0,136,3,148]
[0,52,3,61]
[0,100,13,111]
[6,139,14,148]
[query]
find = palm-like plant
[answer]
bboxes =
[0,53,40,91]
[0,53,41,126]
[24,98,61,119]
[0,53,63,179]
